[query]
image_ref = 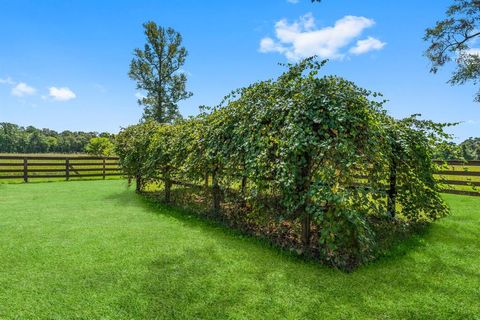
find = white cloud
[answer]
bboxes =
[259,13,385,60]
[287,0,300,3]
[49,87,76,101]
[11,82,36,97]
[260,37,288,55]
[0,77,15,85]
[350,36,386,55]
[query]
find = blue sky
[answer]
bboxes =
[0,0,479,141]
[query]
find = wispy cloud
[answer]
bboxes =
[0,77,15,85]
[350,36,386,55]
[287,0,300,3]
[465,119,480,125]
[49,87,76,101]
[259,13,385,61]
[1,77,37,97]
[11,82,36,97]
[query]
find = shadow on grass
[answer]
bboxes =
[114,238,479,319]
[104,189,480,319]
[116,247,254,319]
[105,187,439,271]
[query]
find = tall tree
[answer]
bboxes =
[129,21,192,123]
[424,0,480,101]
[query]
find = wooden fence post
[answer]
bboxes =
[23,157,28,183]
[102,158,106,180]
[212,168,221,214]
[66,158,70,181]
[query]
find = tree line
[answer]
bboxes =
[0,122,114,154]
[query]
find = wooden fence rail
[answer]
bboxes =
[434,160,480,196]
[0,156,122,182]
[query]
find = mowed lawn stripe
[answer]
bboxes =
[0,180,479,319]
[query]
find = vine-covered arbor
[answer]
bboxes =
[116,58,451,270]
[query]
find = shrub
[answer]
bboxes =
[85,137,114,156]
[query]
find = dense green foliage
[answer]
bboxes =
[84,137,115,156]
[116,59,452,270]
[0,122,113,153]
[460,136,480,159]
[129,21,192,123]
[424,0,480,101]
[115,121,160,191]
[0,180,479,319]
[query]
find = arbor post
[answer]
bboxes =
[387,155,398,218]
[135,175,142,193]
[301,213,311,248]
[164,167,172,204]
[241,175,247,206]
[212,169,221,215]
[299,153,312,249]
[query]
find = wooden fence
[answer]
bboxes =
[434,160,480,196]
[0,155,122,182]
[1,156,479,197]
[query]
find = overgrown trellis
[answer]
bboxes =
[116,58,451,270]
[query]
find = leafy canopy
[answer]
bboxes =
[425,0,480,101]
[129,21,192,123]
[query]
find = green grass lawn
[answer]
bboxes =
[0,180,479,319]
